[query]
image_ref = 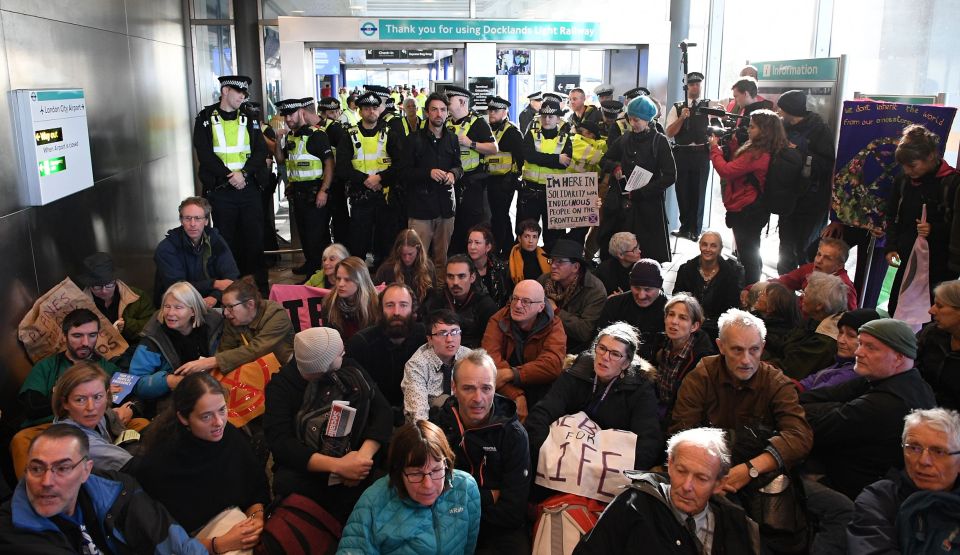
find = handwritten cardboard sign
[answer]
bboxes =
[546,172,599,230]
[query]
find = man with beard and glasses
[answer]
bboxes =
[19,309,121,428]
[345,284,427,424]
[420,255,498,349]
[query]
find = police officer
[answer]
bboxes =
[594,83,615,105]
[445,85,498,255]
[567,87,602,132]
[599,100,623,140]
[484,96,524,258]
[273,98,334,278]
[607,87,649,145]
[366,84,405,137]
[336,91,402,266]
[519,97,573,251]
[665,71,713,240]
[192,75,268,293]
[315,96,350,245]
[518,91,542,136]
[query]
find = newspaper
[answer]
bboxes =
[323,401,357,486]
[624,164,653,192]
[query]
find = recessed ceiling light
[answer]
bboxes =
[292,9,305,13]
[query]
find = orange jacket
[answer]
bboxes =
[481,306,566,401]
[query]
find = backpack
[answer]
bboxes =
[531,493,607,555]
[897,490,960,554]
[255,493,342,555]
[758,146,805,215]
[295,364,373,455]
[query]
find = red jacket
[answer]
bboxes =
[710,145,770,212]
[776,263,858,311]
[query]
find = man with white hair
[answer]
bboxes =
[848,408,960,551]
[593,232,641,295]
[575,427,759,554]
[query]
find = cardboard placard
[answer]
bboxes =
[546,172,599,230]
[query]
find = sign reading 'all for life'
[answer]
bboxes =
[546,172,599,230]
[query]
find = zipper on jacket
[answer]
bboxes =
[433,503,442,555]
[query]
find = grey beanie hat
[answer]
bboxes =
[294,327,344,374]
[858,318,917,359]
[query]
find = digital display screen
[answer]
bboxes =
[34,127,63,146]
[38,156,66,177]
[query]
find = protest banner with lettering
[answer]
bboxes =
[18,277,128,363]
[546,172,599,230]
[832,100,956,233]
[535,411,637,502]
[268,284,330,333]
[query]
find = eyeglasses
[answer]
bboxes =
[180,215,207,223]
[903,443,960,460]
[403,464,447,483]
[595,343,627,361]
[26,457,88,479]
[547,258,572,266]
[222,300,247,312]
[90,281,116,292]
[429,329,463,338]
[624,245,640,254]
[510,295,544,308]
[69,392,107,407]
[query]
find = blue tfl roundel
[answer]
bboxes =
[360,21,378,36]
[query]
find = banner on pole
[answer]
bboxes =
[546,172,599,230]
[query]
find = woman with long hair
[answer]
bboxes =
[709,109,788,283]
[465,225,512,307]
[135,373,269,553]
[754,281,801,355]
[884,124,960,314]
[321,256,381,340]
[374,229,436,304]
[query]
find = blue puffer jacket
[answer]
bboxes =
[337,469,480,555]
[128,310,223,398]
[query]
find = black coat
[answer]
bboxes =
[344,323,426,418]
[783,111,835,218]
[400,125,464,220]
[593,258,631,295]
[597,292,667,361]
[574,472,759,555]
[599,129,677,263]
[524,354,663,471]
[672,255,744,335]
[916,322,960,410]
[431,395,530,535]
[420,286,498,349]
[799,369,937,499]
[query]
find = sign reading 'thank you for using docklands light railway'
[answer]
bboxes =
[359,19,603,42]
[10,89,94,206]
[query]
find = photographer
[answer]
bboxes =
[666,71,714,240]
[727,77,773,148]
[710,110,788,284]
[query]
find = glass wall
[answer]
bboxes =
[263,26,281,116]
[192,24,236,107]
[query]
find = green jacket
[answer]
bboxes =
[18,352,120,427]
[84,281,155,343]
[763,316,838,380]
[216,299,295,372]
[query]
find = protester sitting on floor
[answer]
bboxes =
[538,239,607,354]
[752,281,800,352]
[764,271,847,380]
[421,255,498,349]
[306,243,350,288]
[154,196,238,308]
[918,279,960,410]
[19,308,122,429]
[671,231,744,339]
[52,362,142,472]
[401,310,472,423]
[170,276,294,375]
[768,238,858,310]
[0,425,206,553]
[135,373,269,553]
[796,308,880,392]
[526,322,663,471]
[594,232,642,296]
[78,252,154,346]
[508,219,550,285]
[847,408,960,552]
[466,225,513,308]
[650,294,716,428]
[337,420,481,555]
[128,282,223,408]
[597,259,667,361]
[374,229,436,306]
[574,427,760,554]
[265,327,393,524]
[320,256,381,340]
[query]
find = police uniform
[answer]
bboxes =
[317,96,351,244]
[599,100,623,140]
[607,87,654,145]
[519,91,542,137]
[666,72,713,239]
[568,100,603,131]
[336,91,402,265]
[484,96,525,257]
[192,75,268,291]
[445,85,497,255]
[277,98,334,276]
[594,83,614,104]
[518,99,574,251]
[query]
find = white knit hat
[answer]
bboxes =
[294,327,344,374]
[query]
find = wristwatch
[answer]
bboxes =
[745,460,760,479]
[470,140,477,149]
